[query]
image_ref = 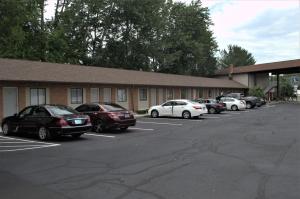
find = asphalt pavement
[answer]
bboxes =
[0,103,299,199]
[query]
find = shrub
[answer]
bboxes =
[248,86,264,98]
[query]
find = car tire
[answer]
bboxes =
[72,134,82,139]
[2,123,11,136]
[38,126,51,141]
[151,110,159,118]
[120,127,128,132]
[209,108,216,114]
[246,102,252,109]
[231,105,238,111]
[182,111,191,119]
[95,120,104,133]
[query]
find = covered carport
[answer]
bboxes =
[214,59,300,99]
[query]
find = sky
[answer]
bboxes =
[45,0,300,64]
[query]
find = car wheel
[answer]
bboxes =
[38,126,51,141]
[120,127,128,132]
[231,105,238,111]
[246,102,252,109]
[2,123,10,136]
[72,134,82,139]
[182,111,191,119]
[151,110,159,118]
[95,120,104,133]
[209,108,216,114]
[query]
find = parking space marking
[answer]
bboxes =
[0,135,60,152]
[85,133,116,138]
[201,116,220,119]
[137,121,183,126]
[129,127,154,131]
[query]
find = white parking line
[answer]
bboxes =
[137,121,183,126]
[0,136,60,152]
[201,116,220,119]
[0,145,59,152]
[129,127,154,131]
[85,133,116,138]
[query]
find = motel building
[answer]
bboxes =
[0,58,247,120]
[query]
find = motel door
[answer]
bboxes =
[150,88,157,106]
[3,87,18,117]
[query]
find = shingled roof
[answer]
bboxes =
[215,59,300,75]
[0,58,246,88]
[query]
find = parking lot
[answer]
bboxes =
[0,103,299,199]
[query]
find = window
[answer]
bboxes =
[90,88,99,103]
[75,105,89,112]
[166,88,173,100]
[30,88,46,105]
[181,88,188,99]
[162,101,173,106]
[175,101,187,106]
[139,88,148,101]
[32,107,50,117]
[117,88,127,102]
[19,107,33,117]
[71,88,83,104]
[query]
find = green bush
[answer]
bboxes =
[136,110,148,114]
[248,86,264,98]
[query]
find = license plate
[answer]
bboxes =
[74,119,82,124]
[124,113,130,118]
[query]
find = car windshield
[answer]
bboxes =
[102,103,126,112]
[47,106,78,116]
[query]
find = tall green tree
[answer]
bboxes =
[0,0,46,60]
[218,44,256,68]
[157,0,218,75]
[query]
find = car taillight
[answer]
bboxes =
[108,112,119,119]
[57,118,68,127]
[193,106,202,109]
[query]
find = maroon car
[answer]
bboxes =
[75,103,136,133]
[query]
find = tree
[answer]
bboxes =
[249,86,264,98]
[157,0,218,76]
[218,44,256,68]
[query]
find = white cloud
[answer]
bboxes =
[202,0,300,63]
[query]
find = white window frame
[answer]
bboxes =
[117,88,127,102]
[30,88,46,105]
[90,88,99,103]
[139,88,148,101]
[70,88,83,104]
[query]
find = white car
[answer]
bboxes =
[148,99,208,119]
[220,97,246,111]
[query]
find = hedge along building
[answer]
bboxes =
[0,58,246,119]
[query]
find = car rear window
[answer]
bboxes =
[47,106,78,116]
[102,104,126,111]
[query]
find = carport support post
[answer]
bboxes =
[276,73,280,99]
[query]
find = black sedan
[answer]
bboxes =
[1,105,92,140]
[193,99,226,114]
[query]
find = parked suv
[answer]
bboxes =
[75,103,136,133]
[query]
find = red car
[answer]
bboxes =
[75,103,136,133]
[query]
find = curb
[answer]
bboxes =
[134,114,148,118]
